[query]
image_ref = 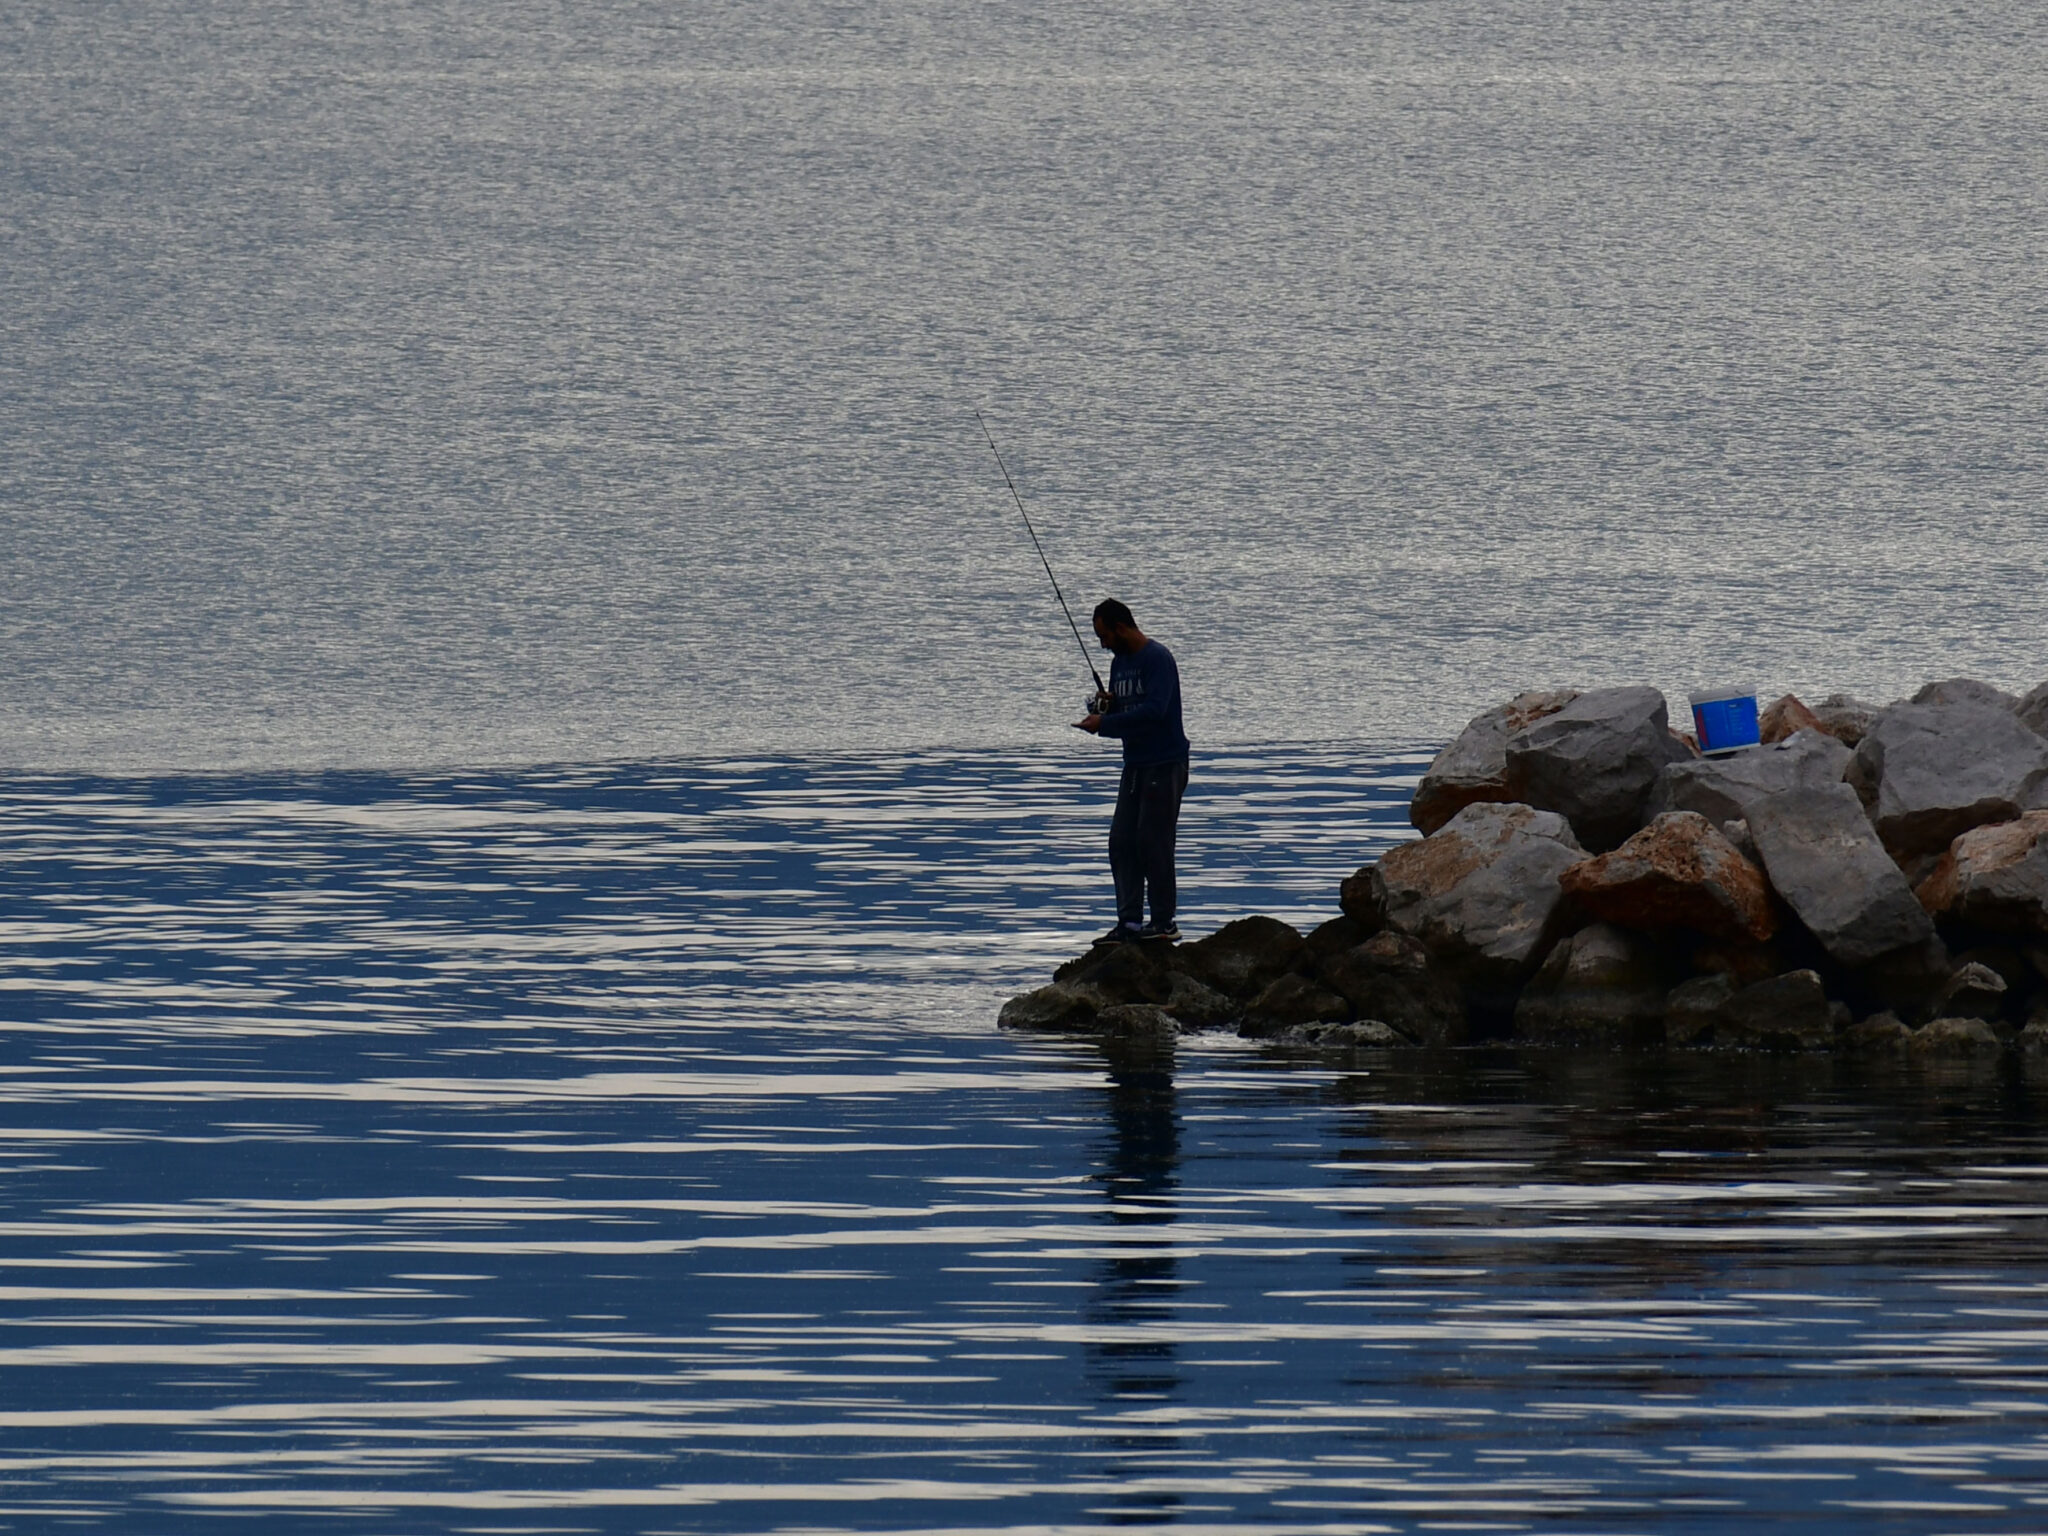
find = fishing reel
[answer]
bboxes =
[1087,689,1113,717]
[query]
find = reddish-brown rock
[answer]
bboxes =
[1559,811,1778,943]
[1759,693,1825,745]
[1916,811,2048,934]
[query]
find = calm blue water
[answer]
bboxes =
[8,746,2048,1532]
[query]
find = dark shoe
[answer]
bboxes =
[1093,923,1143,946]
[1138,920,1181,943]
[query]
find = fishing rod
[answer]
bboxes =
[975,409,1107,700]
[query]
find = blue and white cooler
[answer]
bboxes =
[1689,686,1761,756]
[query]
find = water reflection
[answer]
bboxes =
[1087,1034,1185,1523]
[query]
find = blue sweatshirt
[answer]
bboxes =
[1097,639,1190,767]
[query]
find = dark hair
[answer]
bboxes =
[1092,599,1136,630]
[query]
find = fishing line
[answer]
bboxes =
[975,409,1106,697]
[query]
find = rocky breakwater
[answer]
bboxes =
[1000,678,2048,1058]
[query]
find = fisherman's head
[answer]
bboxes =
[1092,599,1144,654]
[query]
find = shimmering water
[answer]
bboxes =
[10,747,2048,1532]
[5,0,2048,770]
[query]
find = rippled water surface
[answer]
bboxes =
[9,746,2048,1532]
[6,0,2048,768]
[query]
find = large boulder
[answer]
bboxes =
[1176,916,1305,999]
[1558,811,1777,943]
[1745,783,1939,968]
[1811,693,1880,748]
[1513,923,1673,1047]
[1849,701,2048,860]
[2019,681,2048,739]
[1371,802,1588,985]
[1501,686,1695,852]
[1317,929,1468,1046]
[1645,729,1851,826]
[1759,694,1825,745]
[1914,677,2020,711]
[1915,811,2048,934]
[1410,689,1580,835]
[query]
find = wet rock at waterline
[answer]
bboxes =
[1843,1011,1913,1054]
[1908,1015,2006,1058]
[1161,971,1241,1029]
[1712,970,1836,1051]
[1094,1003,1185,1038]
[1241,973,1352,1036]
[997,983,1098,1032]
[1261,1019,1412,1049]
[1316,929,1466,1047]
[1662,969,1834,1051]
[1663,974,1735,1047]
[1513,924,1672,1047]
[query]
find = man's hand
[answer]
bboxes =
[1073,714,1103,733]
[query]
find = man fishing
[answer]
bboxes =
[970,414,1189,946]
[1076,599,1190,944]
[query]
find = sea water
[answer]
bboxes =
[6,747,2048,1532]
[3,0,2047,771]
[10,1,2048,1530]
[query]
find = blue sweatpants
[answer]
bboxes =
[1109,759,1189,928]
